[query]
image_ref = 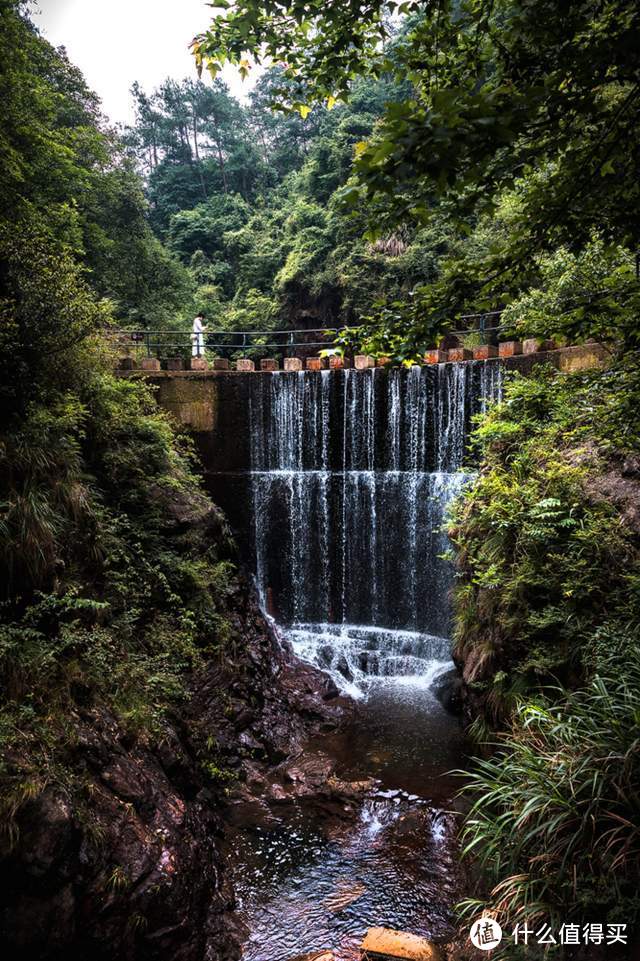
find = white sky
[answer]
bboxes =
[33,0,257,128]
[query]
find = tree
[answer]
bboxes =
[196,0,640,347]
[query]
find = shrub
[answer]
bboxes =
[460,642,640,951]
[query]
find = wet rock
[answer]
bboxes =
[358,650,379,673]
[15,793,75,878]
[232,707,255,732]
[318,643,334,667]
[433,668,464,716]
[0,573,353,961]
[335,655,354,683]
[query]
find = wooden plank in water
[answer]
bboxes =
[361,927,444,961]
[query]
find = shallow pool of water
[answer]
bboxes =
[227,623,467,961]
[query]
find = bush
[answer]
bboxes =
[460,642,640,950]
[0,360,236,844]
[450,359,640,722]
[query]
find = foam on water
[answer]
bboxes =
[285,622,451,698]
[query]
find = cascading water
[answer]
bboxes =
[230,360,503,961]
[247,361,502,690]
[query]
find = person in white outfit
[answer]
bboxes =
[191,312,207,357]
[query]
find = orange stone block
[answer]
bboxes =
[260,358,279,371]
[329,354,351,369]
[306,356,326,370]
[284,357,303,371]
[354,354,376,369]
[447,347,473,362]
[523,337,557,354]
[472,345,498,360]
[211,357,230,370]
[236,358,255,371]
[498,340,522,357]
[189,357,209,370]
[424,349,447,364]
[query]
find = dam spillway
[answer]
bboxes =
[245,363,502,636]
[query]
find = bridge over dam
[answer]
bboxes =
[120,340,606,627]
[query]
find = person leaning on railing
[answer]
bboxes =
[191,312,207,357]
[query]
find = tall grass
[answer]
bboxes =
[459,643,640,937]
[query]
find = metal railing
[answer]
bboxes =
[109,326,344,359]
[451,310,504,338]
[110,312,505,362]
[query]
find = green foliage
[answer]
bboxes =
[196,0,640,350]
[0,219,107,419]
[450,360,640,722]
[0,2,188,326]
[459,643,640,950]
[0,3,246,841]
[454,361,640,940]
[500,237,640,348]
[0,365,238,837]
[127,64,447,336]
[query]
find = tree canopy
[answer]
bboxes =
[194,0,640,352]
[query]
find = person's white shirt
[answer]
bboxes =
[192,316,205,357]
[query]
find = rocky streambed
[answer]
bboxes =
[222,623,469,961]
[0,599,469,961]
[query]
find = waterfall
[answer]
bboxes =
[247,361,503,690]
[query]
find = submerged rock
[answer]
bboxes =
[289,952,335,961]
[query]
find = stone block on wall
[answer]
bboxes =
[211,357,230,370]
[329,354,351,369]
[447,347,473,362]
[284,357,303,371]
[260,358,279,371]
[306,356,326,370]
[498,340,522,357]
[189,357,209,371]
[166,358,184,371]
[354,355,376,370]
[523,337,556,354]
[424,350,447,364]
[140,357,161,371]
[236,358,255,371]
[472,345,498,360]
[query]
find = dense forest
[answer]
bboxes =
[1,0,640,958]
[121,65,442,334]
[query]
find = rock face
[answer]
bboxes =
[0,581,348,961]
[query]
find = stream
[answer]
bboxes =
[219,365,502,960]
[227,624,466,960]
